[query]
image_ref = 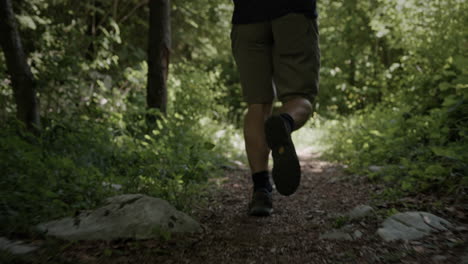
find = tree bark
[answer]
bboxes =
[85,0,104,60]
[147,0,171,115]
[0,0,40,131]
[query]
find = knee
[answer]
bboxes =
[283,97,313,112]
[302,99,313,114]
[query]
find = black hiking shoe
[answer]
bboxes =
[248,189,273,216]
[265,115,301,196]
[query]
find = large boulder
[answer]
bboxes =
[377,212,452,242]
[37,194,201,241]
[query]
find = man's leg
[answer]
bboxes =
[264,97,313,196]
[244,103,273,174]
[230,21,276,216]
[244,103,275,216]
[266,13,320,196]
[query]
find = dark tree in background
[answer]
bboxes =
[147,0,171,115]
[85,0,104,61]
[0,0,40,131]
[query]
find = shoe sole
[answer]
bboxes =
[265,115,301,196]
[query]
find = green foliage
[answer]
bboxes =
[317,0,389,115]
[0,104,232,234]
[316,0,468,116]
[2,0,466,238]
[322,98,467,194]
[0,0,236,232]
[320,0,468,195]
[1,0,235,122]
[172,0,232,61]
[0,0,240,236]
[0,120,110,234]
[331,215,350,229]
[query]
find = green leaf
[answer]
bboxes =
[453,55,468,70]
[203,142,215,150]
[439,82,452,91]
[16,15,36,30]
[430,146,462,160]
[369,130,383,137]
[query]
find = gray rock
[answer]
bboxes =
[348,205,374,219]
[432,255,448,263]
[353,230,363,239]
[461,252,468,264]
[377,212,452,242]
[0,237,38,255]
[398,211,451,232]
[378,218,427,241]
[320,230,353,241]
[37,194,201,241]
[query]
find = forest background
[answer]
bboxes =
[0,0,467,236]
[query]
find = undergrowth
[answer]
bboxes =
[0,61,239,236]
[0,111,232,235]
[321,98,467,197]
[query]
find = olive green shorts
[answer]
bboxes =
[231,13,320,104]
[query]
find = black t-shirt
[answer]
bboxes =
[232,0,317,24]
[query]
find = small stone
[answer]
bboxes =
[353,230,363,239]
[0,237,38,255]
[432,255,448,263]
[348,205,374,219]
[413,245,425,253]
[328,177,339,183]
[320,230,353,241]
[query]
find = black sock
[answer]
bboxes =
[252,171,272,192]
[279,113,295,133]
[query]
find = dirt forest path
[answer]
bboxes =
[185,152,374,263]
[56,149,466,264]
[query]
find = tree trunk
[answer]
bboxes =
[85,0,104,61]
[0,0,40,131]
[147,0,171,115]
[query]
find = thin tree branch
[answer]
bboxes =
[119,0,148,24]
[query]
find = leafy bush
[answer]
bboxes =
[0,59,240,235]
[0,105,233,235]
[316,0,467,117]
[0,121,111,234]
[0,0,241,237]
[322,95,467,194]
[320,0,467,196]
